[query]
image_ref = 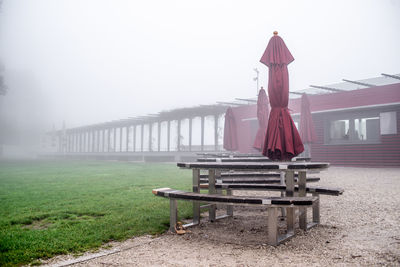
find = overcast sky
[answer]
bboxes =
[0,0,399,130]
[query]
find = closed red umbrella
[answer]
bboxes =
[260,32,304,160]
[300,93,317,143]
[223,107,238,151]
[253,87,269,150]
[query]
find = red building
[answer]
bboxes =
[230,75,400,167]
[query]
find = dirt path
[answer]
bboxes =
[43,167,400,266]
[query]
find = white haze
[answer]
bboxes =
[0,0,399,131]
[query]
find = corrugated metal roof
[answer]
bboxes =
[289,73,400,99]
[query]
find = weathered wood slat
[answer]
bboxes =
[177,162,329,170]
[199,172,284,178]
[152,188,316,206]
[197,157,272,162]
[198,183,343,196]
[199,177,320,184]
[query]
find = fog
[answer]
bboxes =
[0,0,399,152]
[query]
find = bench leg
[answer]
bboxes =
[280,172,286,217]
[285,171,295,233]
[226,189,233,216]
[192,169,200,225]
[170,199,178,233]
[208,169,216,222]
[298,171,307,230]
[312,192,320,224]
[268,207,278,246]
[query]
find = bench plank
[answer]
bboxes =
[199,177,321,184]
[178,162,329,170]
[199,183,343,196]
[152,188,316,206]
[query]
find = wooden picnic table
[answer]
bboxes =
[177,161,329,237]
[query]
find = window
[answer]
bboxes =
[354,117,380,141]
[326,113,381,144]
[329,119,349,141]
[380,112,397,135]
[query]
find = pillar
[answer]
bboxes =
[133,125,136,152]
[214,114,219,151]
[119,127,123,152]
[141,124,144,152]
[167,121,171,152]
[149,123,152,152]
[107,128,111,152]
[189,117,193,151]
[126,126,129,152]
[157,121,161,152]
[92,130,95,152]
[177,119,181,151]
[201,116,205,151]
[113,128,117,152]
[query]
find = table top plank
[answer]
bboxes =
[177,161,329,170]
[197,157,272,162]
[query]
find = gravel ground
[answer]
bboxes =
[42,167,400,266]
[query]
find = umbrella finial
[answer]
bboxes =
[273,31,278,35]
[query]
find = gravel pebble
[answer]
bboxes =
[42,167,400,266]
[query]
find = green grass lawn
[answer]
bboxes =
[0,160,193,266]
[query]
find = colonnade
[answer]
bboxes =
[60,113,224,153]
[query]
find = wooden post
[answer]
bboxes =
[167,121,171,152]
[298,171,307,230]
[208,169,216,221]
[157,121,161,152]
[312,192,320,224]
[268,207,279,246]
[201,116,205,151]
[170,199,178,233]
[192,169,200,224]
[285,171,295,233]
[189,117,192,151]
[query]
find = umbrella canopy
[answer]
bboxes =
[223,107,238,151]
[253,87,269,150]
[300,93,317,143]
[260,32,304,160]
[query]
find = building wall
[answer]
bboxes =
[310,106,400,167]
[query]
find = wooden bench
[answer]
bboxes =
[197,183,343,228]
[152,187,317,246]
